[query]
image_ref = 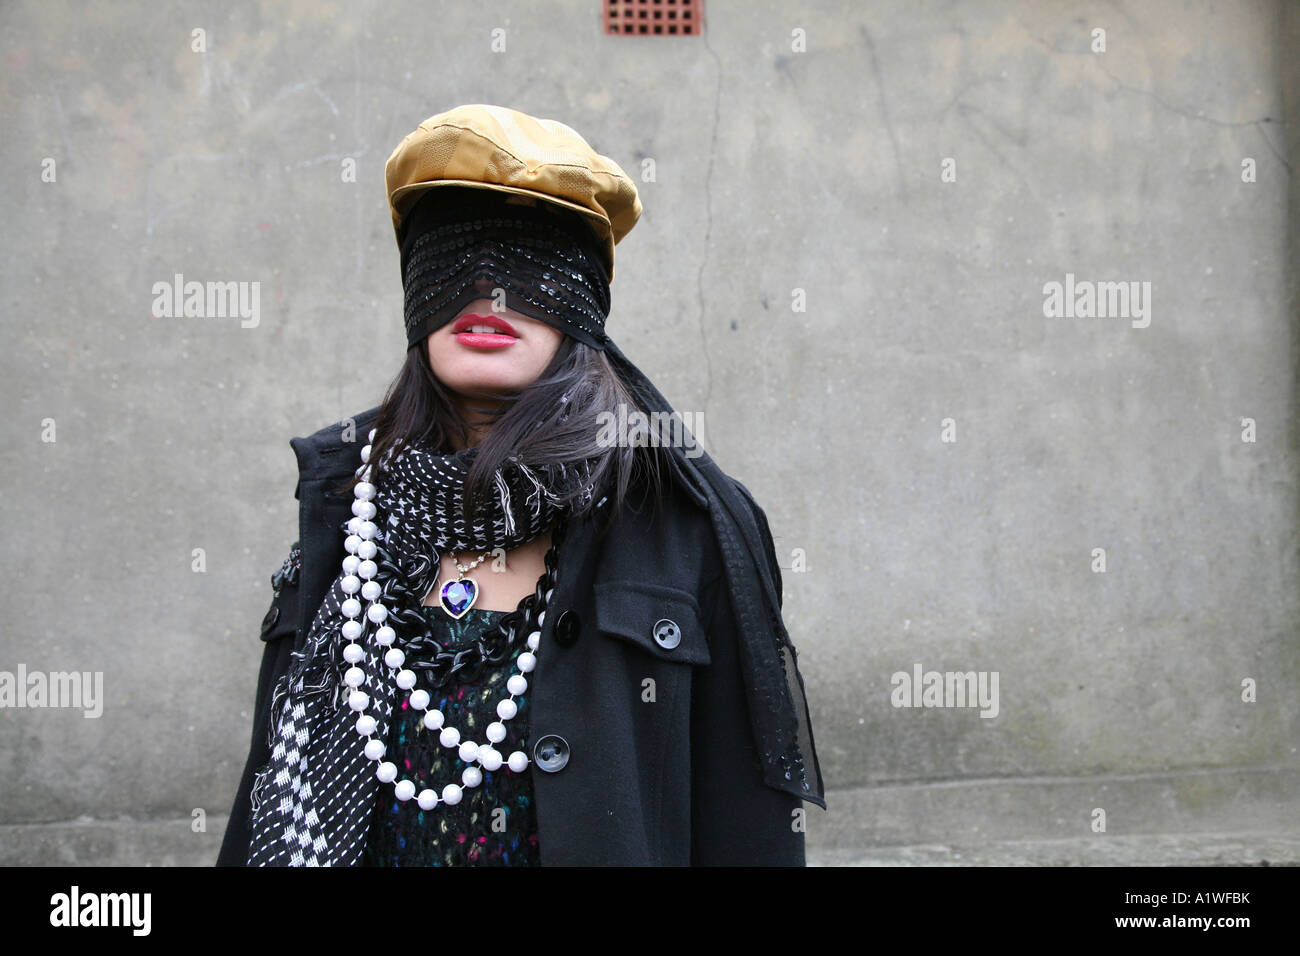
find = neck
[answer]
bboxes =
[449,424,490,452]
[449,396,504,451]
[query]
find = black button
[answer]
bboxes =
[533,734,570,773]
[260,604,279,636]
[554,609,580,647]
[653,619,681,650]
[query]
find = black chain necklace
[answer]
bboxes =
[366,521,564,690]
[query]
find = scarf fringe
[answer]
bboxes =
[494,470,514,537]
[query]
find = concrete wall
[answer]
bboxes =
[1,0,1295,865]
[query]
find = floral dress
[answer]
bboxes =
[361,603,540,866]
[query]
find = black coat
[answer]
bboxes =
[217,405,825,866]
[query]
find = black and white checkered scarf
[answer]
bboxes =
[245,438,582,866]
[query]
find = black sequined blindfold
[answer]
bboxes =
[399,187,612,350]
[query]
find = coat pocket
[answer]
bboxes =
[592,580,712,667]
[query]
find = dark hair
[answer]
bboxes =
[332,335,670,540]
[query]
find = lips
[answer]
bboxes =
[451,312,518,350]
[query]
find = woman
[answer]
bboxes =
[217,104,825,867]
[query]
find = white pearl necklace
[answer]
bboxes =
[340,430,546,810]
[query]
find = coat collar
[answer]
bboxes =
[290,406,383,486]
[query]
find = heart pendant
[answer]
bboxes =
[440,577,478,620]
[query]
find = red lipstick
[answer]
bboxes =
[452,313,518,350]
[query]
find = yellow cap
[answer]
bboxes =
[385,104,642,281]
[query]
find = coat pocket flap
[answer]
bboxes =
[593,581,711,666]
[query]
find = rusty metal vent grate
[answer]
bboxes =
[604,0,703,36]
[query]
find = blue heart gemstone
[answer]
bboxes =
[440,578,477,619]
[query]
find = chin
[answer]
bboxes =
[438,358,539,395]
